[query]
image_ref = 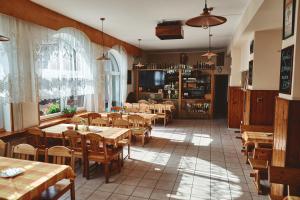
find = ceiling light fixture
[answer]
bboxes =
[0,35,9,42]
[135,39,144,68]
[186,0,227,28]
[97,18,110,61]
[202,27,217,59]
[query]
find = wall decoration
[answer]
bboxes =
[283,0,296,39]
[279,45,294,94]
[248,60,253,86]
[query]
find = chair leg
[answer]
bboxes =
[164,117,166,127]
[70,180,75,200]
[128,143,130,159]
[142,136,145,147]
[104,163,110,183]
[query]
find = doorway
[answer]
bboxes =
[214,75,229,118]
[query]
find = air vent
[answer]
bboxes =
[156,21,184,40]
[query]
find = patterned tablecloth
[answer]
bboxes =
[0,156,75,200]
[43,124,131,146]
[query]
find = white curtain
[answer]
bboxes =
[34,27,94,101]
[112,45,128,105]
[0,14,37,103]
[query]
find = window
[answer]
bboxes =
[105,51,121,111]
[0,44,9,130]
[37,31,93,118]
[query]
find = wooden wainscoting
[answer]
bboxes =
[243,90,278,126]
[271,97,300,197]
[228,87,244,128]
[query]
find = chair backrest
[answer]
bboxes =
[70,116,88,125]
[138,99,149,104]
[82,133,107,160]
[240,124,274,133]
[111,106,122,112]
[269,166,300,195]
[155,104,166,114]
[113,119,130,128]
[88,113,101,124]
[139,103,150,113]
[90,117,109,127]
[0,139,7,157]
[124,103,132,108]
[107,113,122,121]
[253,148,273,163]
[11,144,37,161]
[128,114,146,128]
[62,130,82,152]
[27,127,46,148]
[45,146,75,170]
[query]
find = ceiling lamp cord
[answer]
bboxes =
[135,39,144,68]
[97,18,110,61]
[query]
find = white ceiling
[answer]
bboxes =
[31,0,251,51]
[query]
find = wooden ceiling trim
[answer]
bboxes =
[0,0,141,56]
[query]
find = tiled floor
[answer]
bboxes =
[63,119,269,200]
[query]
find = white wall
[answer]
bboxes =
[229,47,242,86]
[252,29,282,90]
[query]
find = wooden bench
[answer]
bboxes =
[269,166,300,199]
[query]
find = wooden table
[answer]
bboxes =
[285,196,300,200]
[0,156,75,200]
[42,124,131,146]
[243,131,273,147]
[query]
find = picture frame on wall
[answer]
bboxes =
[283,0,296,39]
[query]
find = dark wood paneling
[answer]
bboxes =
[243,90,278,126]
[271,97,300,196]
[249,90,278,125]
[228,87,244,128]
[0,0,141,56]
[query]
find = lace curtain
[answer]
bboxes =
[34,27,94,101]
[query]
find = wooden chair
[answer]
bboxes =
[124,107,139,113]
[88,113,101,125]
[128,115,149,147]
[27,127,47,150]
[138,99,149,104]
[81,133,121,182]
[90,117,109,127]
[70,116,88,125]
[269,166,300,198]
[154,104,170,127]
[112,119,131,161]
[107,113,122,122]
[0,139,8,157]
[41,146,75,200]
[139,103,151,113]
[62,130,84,175]
[248,148,273,194]
[111,106,122,112]
[11,144,38,161]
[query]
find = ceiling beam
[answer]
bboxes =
[0,0,141,56]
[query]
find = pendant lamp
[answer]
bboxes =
[135,39,144,68]
[202,27,217,59]
[97,18,110,61]
[0,35,9,41]
[186,0,227,28]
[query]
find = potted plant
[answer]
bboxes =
[62,107,77,118]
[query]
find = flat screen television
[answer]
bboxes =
[139,71,165,91]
